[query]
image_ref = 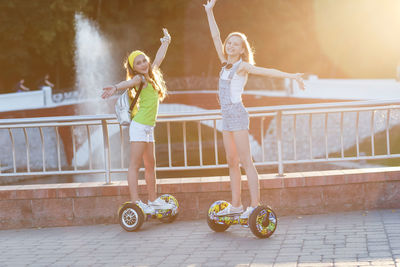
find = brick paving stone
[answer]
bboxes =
[298,263,333,267]
[273,262,298,267]
[334,263,367,267]
[199,261,229,266]
[279,248,301,256]
[331,256,358,262]
[369,251,393,257]
[250,263,274,267]
[184,257,210,263]
[354,262,373,266]
[0,209,399,266]
[370,264,396,267]
[274,255,299,261]
[252,258,277,264]
[226,262,251,266]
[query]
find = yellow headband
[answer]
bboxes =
[128,50,145,69]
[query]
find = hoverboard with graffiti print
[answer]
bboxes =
[207,200,277,238]
[118,194,179,232]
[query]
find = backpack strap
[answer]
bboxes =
[129,75,146,112]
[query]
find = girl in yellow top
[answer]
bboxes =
[101,29,172,213]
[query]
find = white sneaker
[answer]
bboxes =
[239,206,256,219]
[148,198,174,210]
[136,200,155,214]
[216,204,243,216]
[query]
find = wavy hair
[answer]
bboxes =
[223,32,255,65]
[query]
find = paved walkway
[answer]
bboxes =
[0,209,399,267]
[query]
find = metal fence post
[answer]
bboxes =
[101,119,111,184]
[276,111,284,176]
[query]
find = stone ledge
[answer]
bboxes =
[0,167,399,229]
[1,167,399,199]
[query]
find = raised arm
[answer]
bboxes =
[241,63,305,90]
[204,0,225,63]
[152,28,171,69]
[101,75,142,99]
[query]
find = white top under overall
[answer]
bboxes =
[219,60,248,104]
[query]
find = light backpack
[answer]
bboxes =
[115,76,145,125]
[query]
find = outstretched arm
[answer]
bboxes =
[21,84,30,91]
[45,80,54,88]
[101,75,142,99]
[152,28,171,69]
[204,0,225,63]
[241,63,305,90]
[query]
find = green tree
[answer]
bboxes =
[0,0,89,92]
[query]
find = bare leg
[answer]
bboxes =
[222,131,242,207]
[233,130,260,207]
[127,142,146,202]
[142,142,157,202]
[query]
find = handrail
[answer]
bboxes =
[1,98,400,183]
[2,98,400,124]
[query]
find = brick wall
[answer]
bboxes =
[0,167,399,230]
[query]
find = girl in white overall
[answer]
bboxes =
[204,0,305,219]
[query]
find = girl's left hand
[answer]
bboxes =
[203,0,217,11]
[101,85,117,99]
[294,73,305,90]
[160,28,171,44]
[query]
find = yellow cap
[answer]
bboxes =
[128,50,145,69]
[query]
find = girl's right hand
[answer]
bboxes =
[203,0,217,11]
[101,85,117,99]
[160,28,171,44]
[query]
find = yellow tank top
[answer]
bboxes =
[129,82,159,126]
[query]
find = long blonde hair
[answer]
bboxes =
[223,32,255,65]
[124,53,167,101]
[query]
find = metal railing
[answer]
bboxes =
[1,99,400,183]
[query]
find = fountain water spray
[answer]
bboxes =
[74,13,117,114]
[73,13,121,168]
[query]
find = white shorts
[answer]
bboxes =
[129,121,155,143]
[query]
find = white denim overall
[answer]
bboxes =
[218,59,249,131]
